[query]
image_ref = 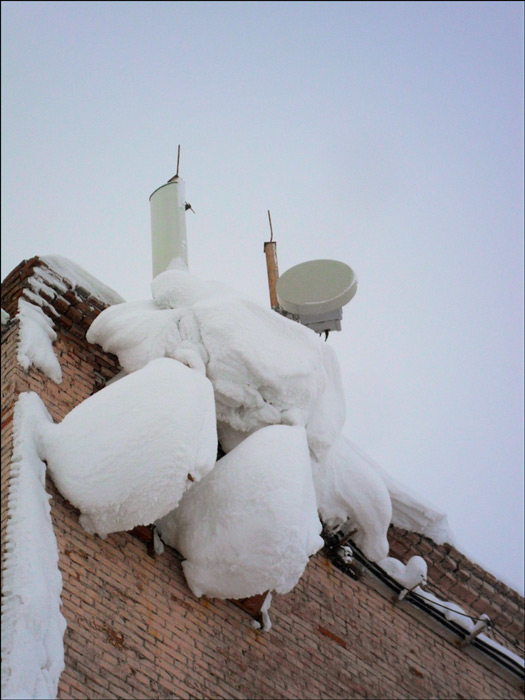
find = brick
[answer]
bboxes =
[63,290,78,305]
[53,297,71,314]
[2,256,523,700]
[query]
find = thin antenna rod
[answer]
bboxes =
[267,210,274,242]
[168,145,182,183]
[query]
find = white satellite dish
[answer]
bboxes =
[276,259,357,333]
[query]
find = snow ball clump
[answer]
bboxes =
[311,433,392,562]
[40,358,217,538]
[87,268,346,461]
[86,300,194,374]
[155,424,324,600]
[378,555,428,590]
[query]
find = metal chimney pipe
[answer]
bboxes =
[150,147,188,278]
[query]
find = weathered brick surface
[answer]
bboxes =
[387,527,525,647]
[2,258,524,700]
[1,318,18,592]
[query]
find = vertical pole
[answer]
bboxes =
[151,146,188,277]
[264,211,280,310]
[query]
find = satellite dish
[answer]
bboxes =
[276,259,357,334]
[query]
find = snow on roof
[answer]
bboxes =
[11,255,124,385]
[86,299,195,373]
[40,358,218,538]
[88,268,346,461]
[63,264,455,584]
[39,255,125,306]
[3,254,523,673]
[311,433,392,562]
[1,392,67,700]
[342,438,454,545]
[155,425,324,599]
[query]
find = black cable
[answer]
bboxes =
[324,534,525,677]
[413,589,490,624]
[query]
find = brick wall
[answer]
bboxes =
[1,318,17,588]
[388,528,524,644]
[2,258,524,700]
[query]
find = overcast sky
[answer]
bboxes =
[2,1,523,594]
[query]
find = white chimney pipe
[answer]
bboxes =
[150,175,188,278]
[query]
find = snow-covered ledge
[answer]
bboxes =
[1,392,67,700]
[13,255,125,385]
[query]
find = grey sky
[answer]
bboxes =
[2,1,523,593]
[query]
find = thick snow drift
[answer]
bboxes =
[311,433,392,562]
[155,425,324,599]
[85,300,207,375]
[339,438,453,545]
[40,358,217,538]
[1,393,66,700]
[189,290,345,460]
[87,269,346,460]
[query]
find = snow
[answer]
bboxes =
[1,392,67,700]
[340,438,454,545]
[151,266,228,308]
[86,300,204,374]
[2,308,10,325]
[24,272,60,302]
[373,563,524,668]
[311,433,392,562]
[88,268,346,461]
[12,254,124,386]
[377,556,523,666]
[416,588,479,632]
[40,255,125,306]
[378,555,428,590]
[251,592,273,632]
[9,258,522,667]
[190,288,345,460]
[155,425,324,600]
[17,298,62,384]
[336,544,354,564]
[166,256,189,272]
[478,634,525,669]
[40,358,218,538]
[21,288,59,316]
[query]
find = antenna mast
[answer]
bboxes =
[168,145,182,183]
[264,210,280,311]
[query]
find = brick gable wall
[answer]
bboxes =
[2,257,524,699]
